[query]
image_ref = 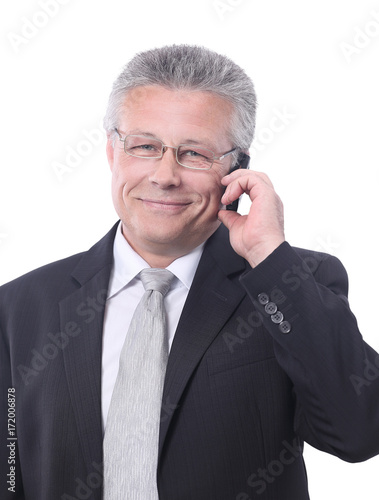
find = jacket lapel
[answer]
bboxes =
[159,225,248,457]
[57,222,248,471]
[59,223,118,473]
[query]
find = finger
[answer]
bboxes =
[221,174,262,206]
[222,169,274,188]
[217,208,240,230]
[221,181,244,206]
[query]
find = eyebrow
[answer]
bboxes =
[127,130,160,139]
[126,130,218,151]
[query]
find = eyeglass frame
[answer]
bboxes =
[113,128,238,171]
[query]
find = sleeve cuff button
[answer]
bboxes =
[258,293,269,305]
[265,302,278,315]
[279,321,292,334]
[271,311,284,324]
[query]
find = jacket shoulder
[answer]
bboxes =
[0,252,86,301]
[0,221,119,304]
[291,245,349,294]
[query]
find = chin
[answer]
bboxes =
[143,229,186,247]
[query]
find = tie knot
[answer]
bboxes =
[140,268,174,297]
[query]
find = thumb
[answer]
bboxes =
[218,209,240,230]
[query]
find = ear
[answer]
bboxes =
[106,134,115,172]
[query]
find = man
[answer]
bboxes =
[1,45,378,500]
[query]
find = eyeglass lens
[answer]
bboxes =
[123,135,214,169]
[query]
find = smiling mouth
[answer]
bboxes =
[140,198,192,211]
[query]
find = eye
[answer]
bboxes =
[124,136,162,157]
[179,147,212,160]
[184,150,204,158]
[131,143,160,152]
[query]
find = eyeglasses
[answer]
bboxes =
[114,128,237,170]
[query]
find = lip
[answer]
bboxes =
[140,198,192,212]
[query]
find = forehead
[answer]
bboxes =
[119,86,234,146]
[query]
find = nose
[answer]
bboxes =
[148,146,181,188]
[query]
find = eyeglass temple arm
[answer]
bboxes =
[217,148,237,160]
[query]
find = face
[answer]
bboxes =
[106,85,235,263]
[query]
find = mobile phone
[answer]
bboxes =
[226,152,250,211]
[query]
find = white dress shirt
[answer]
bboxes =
[101,222,204,432]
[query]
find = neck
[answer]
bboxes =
[120,228,194,269]
[120,222,220,268]
[134,248,180,269]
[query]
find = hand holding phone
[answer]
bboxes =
[219,168,285,268]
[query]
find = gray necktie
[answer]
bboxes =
[103,268,174,499]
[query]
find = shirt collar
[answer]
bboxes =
[108,221,205,299]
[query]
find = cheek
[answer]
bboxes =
[199,172,224,207]
[111,168,124,199]
[208,185,223,208]
[111,161,141,197]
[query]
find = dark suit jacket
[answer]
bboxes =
[1,222,379,500]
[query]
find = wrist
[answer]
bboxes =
[245,238,285,268]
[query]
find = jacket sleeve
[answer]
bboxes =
[239,241,379,463]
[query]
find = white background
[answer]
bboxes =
[1,0,379,497]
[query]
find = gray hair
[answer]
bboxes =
[103,44,257,162]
